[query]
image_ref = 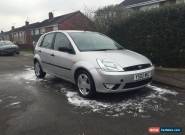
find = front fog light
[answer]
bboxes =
[103,83,116,89]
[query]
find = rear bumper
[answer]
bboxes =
[89,66,154,93]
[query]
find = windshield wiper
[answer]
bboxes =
[92,49,115,51]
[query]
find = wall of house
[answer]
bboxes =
[30,24,58,43]
[10,31,26,44]
[58,13,94,31]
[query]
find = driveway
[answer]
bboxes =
[0,52,184,135]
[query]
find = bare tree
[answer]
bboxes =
[83,5,95,21]
[94,5,133,33]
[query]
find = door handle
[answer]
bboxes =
[50,54,55,57]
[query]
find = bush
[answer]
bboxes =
[108,4,185,68]
[94,5,132,34]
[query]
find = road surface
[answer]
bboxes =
[0,53,184,135]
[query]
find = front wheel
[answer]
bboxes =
[76,70,96,98]
[34,61,46,78]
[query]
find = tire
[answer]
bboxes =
[34,61,46,79]
[76,70,96,98]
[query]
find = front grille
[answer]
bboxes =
[123,64,151,71]
[123,78,152,89]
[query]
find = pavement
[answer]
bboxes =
[153,67,185,89]
[0,52,185,135]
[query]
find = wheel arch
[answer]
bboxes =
[33,54,42,64]
[74,67,91,83]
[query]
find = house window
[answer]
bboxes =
[41,28,45,34]
[35,29,40,35]
[53,26,58,31]
[31,30,34,35]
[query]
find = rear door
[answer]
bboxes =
[37,32,56,73]
[52,32,76,80]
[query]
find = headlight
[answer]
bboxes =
[97,59,124,72]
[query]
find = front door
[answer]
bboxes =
[52,32,76,80]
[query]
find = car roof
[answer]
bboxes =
[48,30,94,33]
[42,30,99,38]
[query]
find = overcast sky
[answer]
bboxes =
[0,0,123,31]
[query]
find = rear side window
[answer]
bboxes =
[40,33,55,49]
[53,33,71,51]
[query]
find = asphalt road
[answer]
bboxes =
[0,52,185,135]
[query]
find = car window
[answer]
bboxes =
[53,33,72,51]
[68,32,124,52]
[40,33,54,49]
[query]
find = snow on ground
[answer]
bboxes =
[9,101,21,106]
[5,101,21,108]
[13,66,38,81]
[11,67,180,117]
[61,85,178,117]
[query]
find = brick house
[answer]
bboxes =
[1,11,94,47]
[120,0,185,11]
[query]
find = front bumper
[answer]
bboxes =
[89,66,154,93]
[0,48,18,55]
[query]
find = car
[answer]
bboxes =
[0,41,20,56]
[34,30,154,98]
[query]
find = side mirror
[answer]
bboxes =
[58,47,75,54]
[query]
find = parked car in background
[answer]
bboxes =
[34,31,154,98]
[0,41,20,56]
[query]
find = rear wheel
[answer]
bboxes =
[76,70,96,98]
[34,61,46,78]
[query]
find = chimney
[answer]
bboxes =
[12,26,15,30]
[25,21,29,26]
[49,12,54,20]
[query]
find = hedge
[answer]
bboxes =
[108,4,185,68]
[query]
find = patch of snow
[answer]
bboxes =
[22,68,37,81]
[147,85,178,95]
[7,96,17,99]
[9,101,21,106]
[3,99,21,108]
[14,67,39,81]
[178,103,184,106]
[61,84,178,117]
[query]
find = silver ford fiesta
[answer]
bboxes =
[34,30,154,98]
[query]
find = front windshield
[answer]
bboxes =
[68,32,124,52]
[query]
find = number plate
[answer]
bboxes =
[134,72,151,81]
